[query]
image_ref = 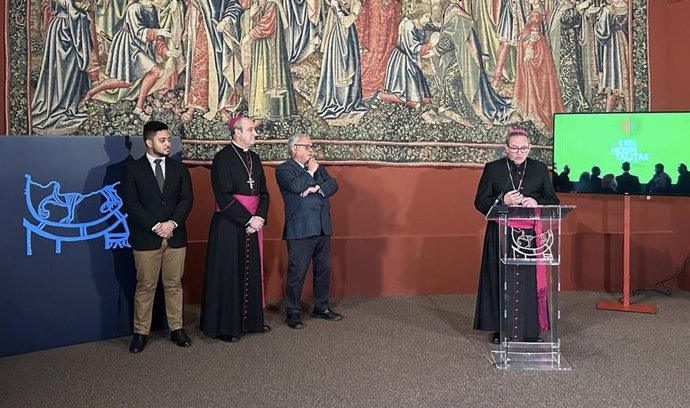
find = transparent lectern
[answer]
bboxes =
[486,205,575,370]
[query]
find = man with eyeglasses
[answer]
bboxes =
[276,134,342,329]
[472,128,559,344]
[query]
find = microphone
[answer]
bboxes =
[485,179,512,220]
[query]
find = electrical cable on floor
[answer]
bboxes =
[617,256,690,302]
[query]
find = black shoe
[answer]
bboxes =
[170,329,192,347]
[129,334,148,353]
[523,336,544,343]
[262,325,271,333]
[286,312,303,329]
[491,332,500,345]
[313,307,343,321]
[218,335,240,343]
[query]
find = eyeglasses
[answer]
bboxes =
[507,146,530,153]
[295,144,314,150]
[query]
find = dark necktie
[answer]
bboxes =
[154,159,164,192]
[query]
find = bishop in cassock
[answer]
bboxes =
[200,116,271,342]
[473,128,559,344]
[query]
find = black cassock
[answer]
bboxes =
[473,157,559,337]
[200,144,269,338]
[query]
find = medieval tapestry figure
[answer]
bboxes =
[245,0,298,121]
[313,0,368,121]
[31,0,92,135]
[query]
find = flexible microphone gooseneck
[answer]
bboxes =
[485,179,512,220]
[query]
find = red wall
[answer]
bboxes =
[648,1,690,110]
[182,165,690,305]
[2,1,690,304]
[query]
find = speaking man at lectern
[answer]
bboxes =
[473,128,559,344]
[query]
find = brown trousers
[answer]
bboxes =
[132,240,186,335]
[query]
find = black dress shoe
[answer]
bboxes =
[286,313,303,329]
[129,334,148,353]
[313,307,342,321]
[491,332,500,345]
[262,325,271,333]
[218,335,240,343]
[170,329,192,347]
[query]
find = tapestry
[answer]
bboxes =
[6,0,649,165]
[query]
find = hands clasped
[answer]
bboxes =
[154,221,175,239]
[245,216,265,235]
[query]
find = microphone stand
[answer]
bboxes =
[485,179,512,220]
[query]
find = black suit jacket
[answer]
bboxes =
[121,155,193,250]
[276,159,338,240]
[616,172,641,194]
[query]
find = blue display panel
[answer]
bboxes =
[0,135,181,357]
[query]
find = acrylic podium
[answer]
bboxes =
[486,205,575,370]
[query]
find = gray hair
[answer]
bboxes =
[287,134,309,156]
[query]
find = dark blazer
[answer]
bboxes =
[276,159,338,240]
[121,155,193,250]
[616,172,641,194]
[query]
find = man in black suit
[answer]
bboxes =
[121,121,194,353]
[276,134,341,329]
[616,162,641,194]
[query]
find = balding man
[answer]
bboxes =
[200,116,271,343]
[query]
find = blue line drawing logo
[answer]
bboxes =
[23,174,131,255]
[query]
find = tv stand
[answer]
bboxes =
[596,194,657,313]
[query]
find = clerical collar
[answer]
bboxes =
[231,141,250,152]
[508,158,526,170]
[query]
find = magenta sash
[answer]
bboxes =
[507,217,549,333]
[216,195,266,308]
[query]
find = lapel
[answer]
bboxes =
[289,158,306,174]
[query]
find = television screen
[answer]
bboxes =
[553,112,690,196]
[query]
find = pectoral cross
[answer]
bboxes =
[247,177,255,190]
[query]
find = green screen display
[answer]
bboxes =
[553,112,690,195]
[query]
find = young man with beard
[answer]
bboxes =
[121,120,194,353]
